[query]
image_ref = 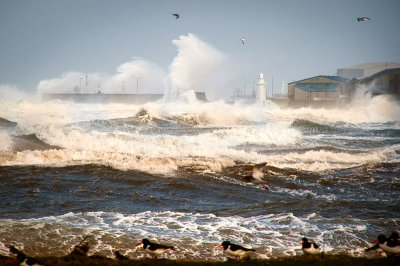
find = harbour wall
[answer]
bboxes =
[42,92,207,104]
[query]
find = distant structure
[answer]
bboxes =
[231,63,400,107]
[42,92,207,104]
[229,88,255,104]
[280,81,285,98]
[228,73,287,105]
[352,68,400,98]
[337,62,400,79]
[288,62,400,107]
[256,73,266,104]
[288,75,348,107]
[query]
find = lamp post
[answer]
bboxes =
[136,75,141,94]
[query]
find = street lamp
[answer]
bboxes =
[136,74,141,94]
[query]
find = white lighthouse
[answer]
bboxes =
[256,73,266,104]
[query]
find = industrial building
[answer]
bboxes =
[228,62,400,107]
[339,64,400,101]
[337,62,400,79]
[288,75,348,107]
[356,68,400,98]
[288,62,400,107]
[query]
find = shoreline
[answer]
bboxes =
[1,253,399,266]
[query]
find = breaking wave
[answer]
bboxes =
[0,210,373,260]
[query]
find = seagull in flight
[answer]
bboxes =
[357,17,370,21]
[243,163,270,190]
[172,13,180,19]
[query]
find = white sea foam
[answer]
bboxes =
[3,121,386,172]
[0,131,12,151]
[1,94,398,172]
[0,211,373,259]
[263,148,391,171]
[266,94,400,124]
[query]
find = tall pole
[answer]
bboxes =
[85,75,88,93]
[271,77,274,98]
[137,75,141,94]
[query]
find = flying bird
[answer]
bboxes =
[172,13,180,19]
[243,163,270,190]
[357,17,370,21]
[241,37,245,45]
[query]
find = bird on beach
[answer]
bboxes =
[301,237,321,256]
[217,241,256,260]
[114,250,130,260]
[68,235,91,256]
[135,238,175,258]
[387,231,400,247]
[365,234,400,256]
[243,163,270,190]
[172,13,180,19]
[9,245,43,266]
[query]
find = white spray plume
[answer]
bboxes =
[37,58,166,94]
[36,34,237,101]
[165,33,228,101]
[0,131,12,151]
[37,72,105,94]
[105,58,167,94]
[0,84,38,102]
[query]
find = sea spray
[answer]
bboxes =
[265,94,400,124]
[0,131,12,151]
[37,58,166,95]
[165,33,226,101]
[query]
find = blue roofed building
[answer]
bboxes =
[288,75,348,107]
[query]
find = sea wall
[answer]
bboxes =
[41,92,207,104]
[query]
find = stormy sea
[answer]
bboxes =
[0,92,399,261]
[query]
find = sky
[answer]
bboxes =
[0,0,399,100]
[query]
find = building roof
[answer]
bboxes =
[338,62,400,70]
[359,68,400,83]
[288,75,348,84]
[295,83,339,92]
[338,62,400,78]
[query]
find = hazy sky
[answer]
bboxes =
[1,0,399,99]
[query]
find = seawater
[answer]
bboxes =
[0,94,399,260]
